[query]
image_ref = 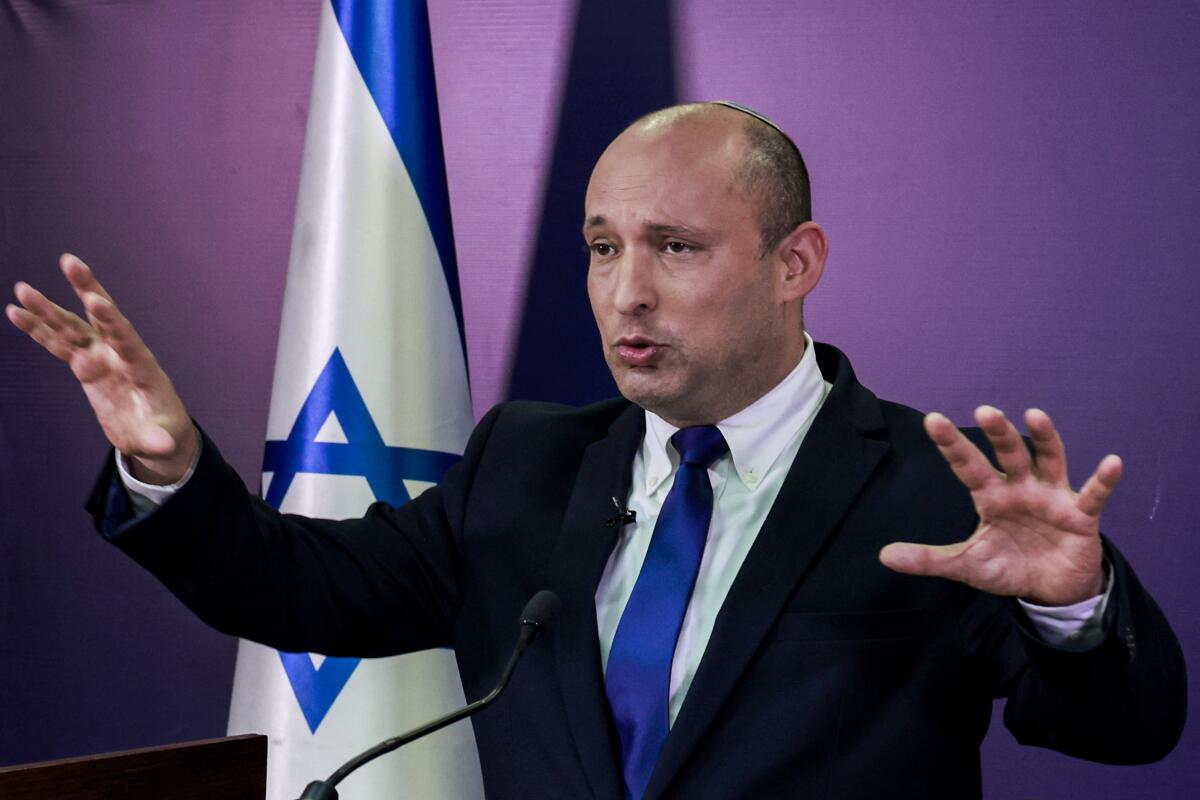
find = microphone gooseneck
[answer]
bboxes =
[297,590,560,800]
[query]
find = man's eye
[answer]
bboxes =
[591,242,615,257]
[664,241,691,254]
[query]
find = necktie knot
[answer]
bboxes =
[670,425,728,469]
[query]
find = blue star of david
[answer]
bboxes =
[261,347,460,733]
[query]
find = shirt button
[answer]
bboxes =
[743,471,758,485]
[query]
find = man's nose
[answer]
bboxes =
[612,248,656,314]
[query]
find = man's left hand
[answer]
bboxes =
[879,406,1120,606]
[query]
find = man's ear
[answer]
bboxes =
[776,221,828,304]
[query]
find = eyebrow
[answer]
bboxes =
[581,217,709,239]
[645,223,704,238]
[583,215,606,233]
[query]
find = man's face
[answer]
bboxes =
[584,117,802,426]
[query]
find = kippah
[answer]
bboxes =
[709,100,789,136]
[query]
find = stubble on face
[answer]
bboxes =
[596,261,783,425]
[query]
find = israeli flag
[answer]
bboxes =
[225,1,482,797]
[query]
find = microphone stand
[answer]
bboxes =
[296,591,559,800]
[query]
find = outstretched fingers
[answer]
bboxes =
[82,290,154,368]
[6,303,78,361]
[10,256,157,388]
[1077,454,1123,517]
[61,255,155,370]
[61,253,116,304]
[975,405,1033,478]
[9,281,95,360]
[924,412,999,492]
[1024,408,1069,486]
[12,281,92,343]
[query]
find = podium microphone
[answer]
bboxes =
[297,590,561,800]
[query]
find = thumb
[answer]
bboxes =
[879,541,968,579]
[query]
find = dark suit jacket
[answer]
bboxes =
[89,343,1186,799]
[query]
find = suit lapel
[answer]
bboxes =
[645,345,891,799]
[549,403,644,800]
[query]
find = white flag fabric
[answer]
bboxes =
[226,1,482,797]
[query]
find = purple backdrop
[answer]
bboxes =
[1,1,1196,796]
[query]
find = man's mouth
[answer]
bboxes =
[614,336,664,366]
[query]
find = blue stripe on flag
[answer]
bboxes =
[330,0,467,356]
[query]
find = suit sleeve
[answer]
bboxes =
[959,539,1187,764]
[84,405,508,658]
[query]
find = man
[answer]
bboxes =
[6,103,1185,798]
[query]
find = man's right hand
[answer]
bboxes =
[6,253,199,485]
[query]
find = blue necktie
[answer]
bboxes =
[605,425,729,800]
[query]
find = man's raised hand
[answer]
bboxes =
[879,406,1120,606]
[6,254,198,484]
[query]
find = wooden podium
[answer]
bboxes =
[0,734,267,800]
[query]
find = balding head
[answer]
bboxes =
[620,103,812,258]
[583,101,828,426]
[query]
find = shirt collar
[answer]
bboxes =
[642,332,827,494]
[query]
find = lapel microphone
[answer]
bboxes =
[296,590,561,800]
[605,496,637,528]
